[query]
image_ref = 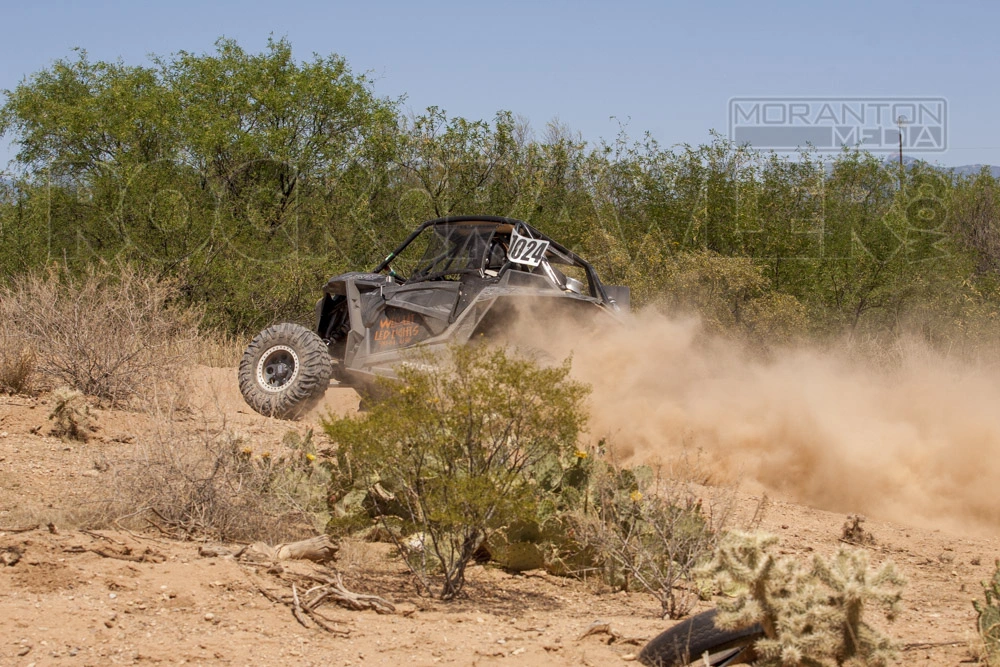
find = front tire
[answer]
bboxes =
[238,323,332,419]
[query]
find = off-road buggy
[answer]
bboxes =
[238,215,629,418]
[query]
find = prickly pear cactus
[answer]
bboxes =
[487,536,545,572]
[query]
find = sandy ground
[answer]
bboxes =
[1,368,997,666]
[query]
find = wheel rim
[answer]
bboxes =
[256,345,300,392]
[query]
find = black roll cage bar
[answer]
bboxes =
[372,215,614,304]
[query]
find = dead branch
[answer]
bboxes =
[902,641,965,651]
[144,517,173,537]
[250,576,352,636]
[299,572,395,614]
[577,620,646,646]
[0,524,40,533]
[80,529,126,545]
[301,606,350,636]
[89,545,165,563]
[290,584,310,628]
[253,582,286,605]
[112,513,176,545]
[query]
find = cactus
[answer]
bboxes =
[974,560,1000,666]
[811,548,903,666]
[699,531,904,667]
[487,534,545,571]
[840,514,875,546]
[568,460,722,618]
[48,386,94,441]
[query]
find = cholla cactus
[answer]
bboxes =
[974,560,1000,666]
[48,386,94,441]
[811,548,903,666]
[698,531,905,667]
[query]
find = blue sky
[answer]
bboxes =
[2,0,999,169]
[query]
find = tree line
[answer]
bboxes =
[2,37,999,350]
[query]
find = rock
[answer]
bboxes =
[198,545,232,558]
[2,546,23,567]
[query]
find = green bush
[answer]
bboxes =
[572,457,731,619]
[322,344,589,599]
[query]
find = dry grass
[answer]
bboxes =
[106,404,326,543]
[0,263,199,406]
[191,329,245,368]
[0,337,35,394]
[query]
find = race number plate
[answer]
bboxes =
[507,230,550,267]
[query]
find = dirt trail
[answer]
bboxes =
[186,366,363,426]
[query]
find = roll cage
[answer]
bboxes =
[372,215,616,305]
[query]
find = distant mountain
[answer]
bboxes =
[881,156,1000,179]
[949,163,1000,179]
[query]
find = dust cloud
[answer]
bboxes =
[513,304,1000,535]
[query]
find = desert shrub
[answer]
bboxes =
[322,344,589,600]
[572,456,732,619]
[110,419,330,543]
[192,329,245,368]
[840,514,875,546]
[974,560,1000,666]
[652,250,809,346]
[48,386,95,441]
[0,337,35,394]
[0,263,199,406]
[700,531,905,667]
